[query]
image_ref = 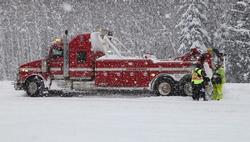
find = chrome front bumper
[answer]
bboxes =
[14,70,24,90]
[14,80,24,90]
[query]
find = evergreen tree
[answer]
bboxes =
[215,0,250,82]
[0,0,246,82]
[176,0,210,54]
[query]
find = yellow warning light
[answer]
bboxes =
[52,38,62,44]
[207,48,213,53]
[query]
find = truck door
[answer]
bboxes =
[48,46,64,79]
[69,40,95,80]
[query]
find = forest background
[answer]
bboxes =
[0,0,249,83]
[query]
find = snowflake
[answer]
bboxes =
[61,2,73,12]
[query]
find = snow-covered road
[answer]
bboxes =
[0,81,250,142]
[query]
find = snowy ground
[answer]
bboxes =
[0,81,250,142]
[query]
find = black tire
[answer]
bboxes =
[154,77,175,96]
[61,92,74,97]
[179,75,192,96]
[25,77,45,97]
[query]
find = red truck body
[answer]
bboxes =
[14,31,209,97]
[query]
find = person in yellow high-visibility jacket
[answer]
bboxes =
[191,64,208,101]
[212,64,225,100]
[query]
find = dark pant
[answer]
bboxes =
[192,83,206,101]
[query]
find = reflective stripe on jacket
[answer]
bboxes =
[191,68,204,85]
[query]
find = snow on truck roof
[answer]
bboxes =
[90,32,138,60]
[90,32,187,63]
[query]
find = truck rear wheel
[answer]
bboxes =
[179,75,192,96]
[154,78,174,96]
[25,77,45,97]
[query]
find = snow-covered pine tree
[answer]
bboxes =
[206,0,231,48]
[176,0,210,54]
[215,0,250,82]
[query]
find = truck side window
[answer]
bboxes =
[52,48,63,58]
[77,51,86,63]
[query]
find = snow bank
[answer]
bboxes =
[0,81,250,142]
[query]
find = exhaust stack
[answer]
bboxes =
[63,30,69,79]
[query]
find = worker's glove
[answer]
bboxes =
[212,74,222,84]
[201,88,205,92]
[204,77,210,82]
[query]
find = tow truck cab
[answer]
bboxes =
[46,33,98,81]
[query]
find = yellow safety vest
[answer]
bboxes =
[191,68,204,85]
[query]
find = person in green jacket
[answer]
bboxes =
[211,63,225,100]
[191,63,208,101]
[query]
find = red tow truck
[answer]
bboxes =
[14,30,209,97]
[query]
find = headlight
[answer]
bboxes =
[20,68,29,72]
[150,73,156,77]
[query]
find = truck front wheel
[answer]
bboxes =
[25,77,45,97]
[154,78,174,96]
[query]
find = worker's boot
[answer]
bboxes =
[202,93,208,101]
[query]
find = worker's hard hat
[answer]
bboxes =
[215,62,223,68]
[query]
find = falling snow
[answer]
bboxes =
[0,0,249,82]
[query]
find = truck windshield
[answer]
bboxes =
[51,48,63,58]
